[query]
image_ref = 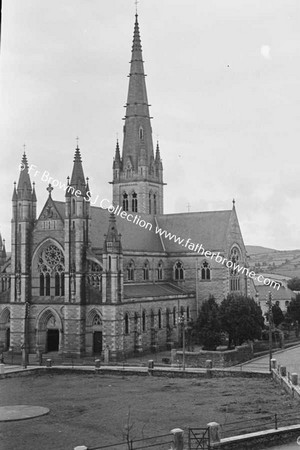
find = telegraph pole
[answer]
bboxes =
[178,314,186,370]
[266,291,273,372]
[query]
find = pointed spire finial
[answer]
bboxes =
[135,0,139,14]
[32,181,37,202]
[232,198,236,208]
[76,136,79,149]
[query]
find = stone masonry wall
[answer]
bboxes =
[176,344,253,368]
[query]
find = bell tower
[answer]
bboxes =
[10,152,36,352]
[112,14,164,215]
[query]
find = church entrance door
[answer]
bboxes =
[47,329,59,352]
[93,331,102,354]
[6,328,10,351]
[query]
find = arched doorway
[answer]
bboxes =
[92,314,103,354]
[86,310,103,355]
[93,330,102,354]
[36,309,62,353]
[46,316,60,352]
[0,309,10,351]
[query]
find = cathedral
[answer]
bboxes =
[0,14,255,360]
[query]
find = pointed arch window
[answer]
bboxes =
[149,193,152,214]
[93,314,102,326]
[38,244,65,297]
[150,310,155,328]
[55,273,60,296]
[132,192,138,213]
[143,261,150,280]
[230,246,241,291]
[61,273,65,296]
[153,194,157,214]
[158,309,162,329]
[142,310,146,332]
[173,306,177,326]
[174,261,184,281]
[122,193,129,212]
[157,261,163,280]
[134,312,139,332]
[124,313,129,335]
[201,260,211,280]
[139,127,144,140]
[72,199,76,215]
[45,273,51,296]
[39,274,44,296]
[127,260,135,281]
[166,308,170,328]
[187,306,190,320]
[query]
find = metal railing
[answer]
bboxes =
[87,433,173,450]
[221,412,300,438]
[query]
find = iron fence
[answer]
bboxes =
[87,433,173,450]
[221,412,300,438]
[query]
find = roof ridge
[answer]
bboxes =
[159,210,232,217]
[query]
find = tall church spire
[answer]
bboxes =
[122,13,153,171]
[112,14,164,215]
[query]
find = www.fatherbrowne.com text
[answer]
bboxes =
[24,163,280,291]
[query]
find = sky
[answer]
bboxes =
[0,0,300,251]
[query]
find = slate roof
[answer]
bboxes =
[257,284,295,302]
[124,282,189,299]
[53,201,65,220]
[156,210,232,253]
[52,201,233,254]
[90,207,163,252]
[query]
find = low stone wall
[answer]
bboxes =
[174,344,253,368]
[271,358,300,401]
[211,425,300,449]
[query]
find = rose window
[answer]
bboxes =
[38,245,65,274]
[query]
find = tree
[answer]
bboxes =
[193,295,222,350]
[272,303,284,327]
[287,277,300,292]
[286,294,300,324]
[219,294,264,349]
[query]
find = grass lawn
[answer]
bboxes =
[0,372,299,450]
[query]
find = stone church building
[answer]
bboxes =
[0,14,255,360]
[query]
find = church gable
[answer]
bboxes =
[225,205,247,263]
[35,197,64,231]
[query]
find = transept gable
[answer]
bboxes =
[38,197,63,222]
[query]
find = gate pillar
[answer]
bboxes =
[207,421,221,443]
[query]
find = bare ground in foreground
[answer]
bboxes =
[0,373,299,450]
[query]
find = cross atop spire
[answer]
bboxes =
[76,136,79,148]
[135,0,139,14]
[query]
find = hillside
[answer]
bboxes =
[246,245,277,255]
[246,246,300,278]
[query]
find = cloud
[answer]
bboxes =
[260,45,271,59]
